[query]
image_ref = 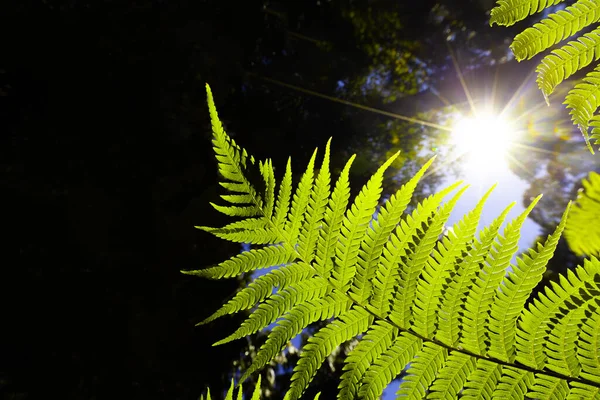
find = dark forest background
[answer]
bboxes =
[1,0,596,399]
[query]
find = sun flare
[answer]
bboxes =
[451,111,515,172]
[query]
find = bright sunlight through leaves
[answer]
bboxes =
[451,110,515,172]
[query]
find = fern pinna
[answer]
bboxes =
[565,171,600,257]
[185,85,600,399]
[490,0,600,153]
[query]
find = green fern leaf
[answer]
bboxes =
[568,381,600,398]
[564,171,600,256]
[358,333,422,400]
[376,182,460,322]
[565,65,600,153]
[182,244,292,279]
[462,359,502,399]
[494,367,534,399]
[194,86,600,400]
[214,277,330,346]
[385,182,464,326]
[259,159,276,218]
[285,149,318,244]
[578,295,600,383]
[338,320,398,400]
[285,308,374,400]
[274,158,293,230]
[437,201,514,346]
[545,302,585,376]
[528,374,570,399]
[487,202,571,362]
[298,139,331,262]
[414,184,492,340]
[314,155,356,277]
[240,292,352,383]
[510,0,600,61]
[411,186,469,338]
[536,27,600,103]
[490,0,565,27]
[591,115,600,149]
[396,342,448,398]
[205,83,260,206]
[516,257,600,369]
[349,155,435,304]
[461,195,541,355]
[197,262,313,325]
[331,152,400,291]
[427,352,476,399]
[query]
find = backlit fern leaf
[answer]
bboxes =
[490,0,565,27]
[510,0,600,61]
[564,171,600,256]
[491,0,600,153]
[536,28,600,105]
[187,85,600,400]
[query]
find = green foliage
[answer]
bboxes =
[186,85,600,399]
[490,0,600,153]
[565,171,600,256]
[201,376,321,400]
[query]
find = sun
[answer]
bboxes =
[450,110,516,172]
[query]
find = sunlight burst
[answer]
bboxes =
[451,111,515,172]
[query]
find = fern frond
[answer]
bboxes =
[214,277,330,346]
[205,83,260,208]
[569,381,600,398]
[285,307,374,400]
[414,184,492,340]
[564,171,600,256]
[240,292,352,383]
[494,367,534,399]
[286,149,318,244]
[411,186,470,338]
[516,256,600,369]
[274,158,293,230]
[462,359,502,399]
[428,352,476,399]
[490,0,565,27]
[338,320,398,400]
[358,333,422,400]
[314,155,356,277]
[331,151,400,291]
[198,262,313,326]
[460,195,542,355]
[528,374,570,398]
[193,86,600,400]
[182,244,292,279]
[545,301,585,376]
[202,376,322,400]
[298,139,331,262]
[396,342,448,398]
[384,181,464,326]
[487,202,571,362]
[437,201,514,346]
[349,155,436,304]
[565,64,600,153]
[510,0,600,61]
[591,115,600,149]
[536,27,600,103]
[578,296,600,383]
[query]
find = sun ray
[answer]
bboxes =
[446,41,477,116]
[510,142,560,155]
[505,153,536,178]
[246,72,453,131]
[499,64,538,119]
[490,64,500,111]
